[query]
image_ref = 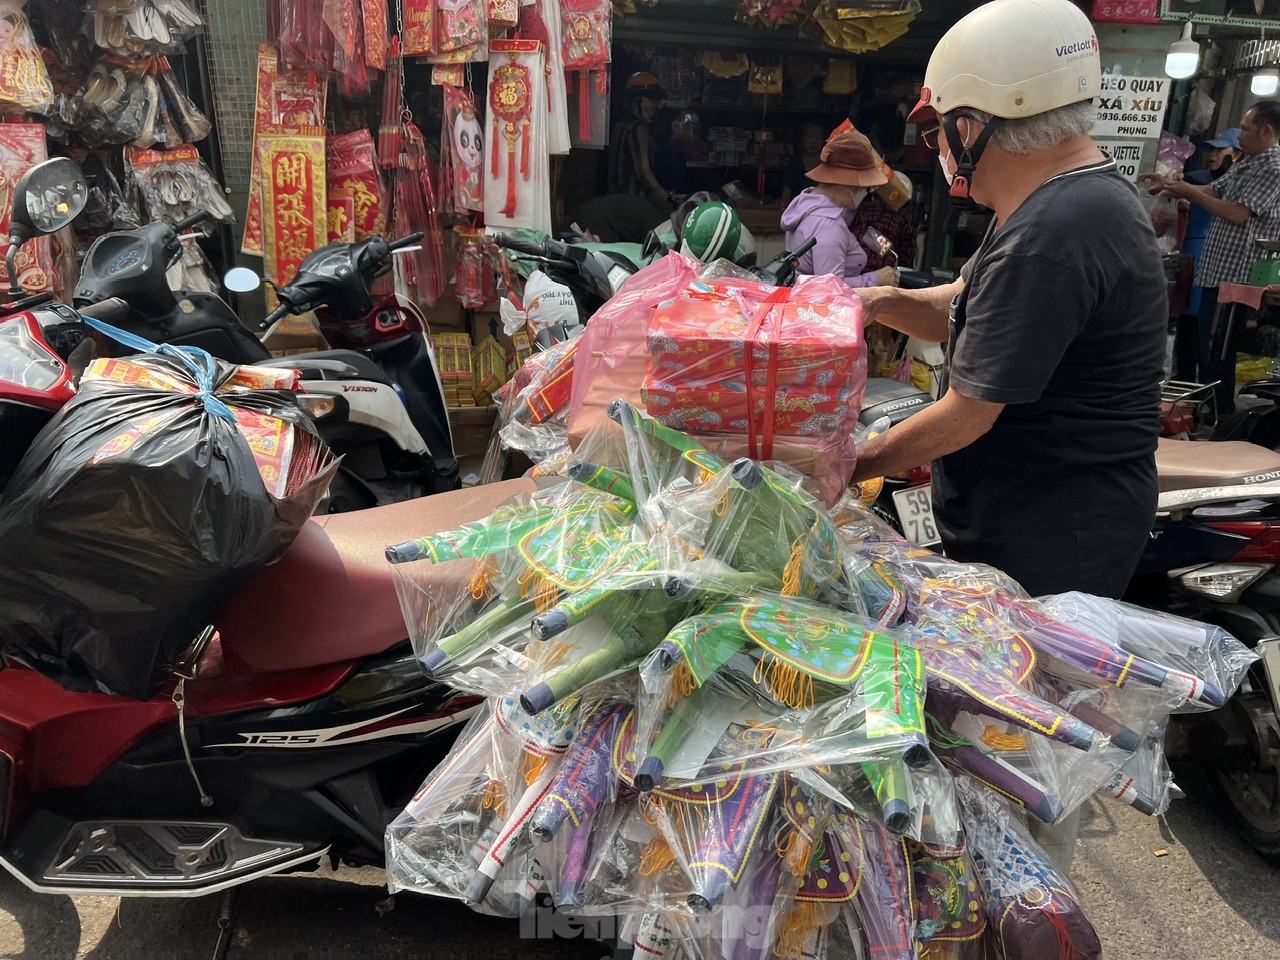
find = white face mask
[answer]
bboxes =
[848,187,868,208]
[938,148,955,186]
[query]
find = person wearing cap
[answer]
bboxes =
[1153,105,1280,404]
[1167,127,1242,380]
[608,72,675,207]
[779,129,900,288]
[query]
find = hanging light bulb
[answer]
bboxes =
[1165,22,1200,80]
[1253,68,1280,96]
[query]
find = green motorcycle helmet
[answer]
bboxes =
[679,201,742,263]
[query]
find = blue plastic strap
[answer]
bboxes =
[82,315,237,423]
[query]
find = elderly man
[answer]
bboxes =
[853,0,1168,869]
[1157,104,1280,407]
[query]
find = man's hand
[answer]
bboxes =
[852,386,1003,482]
[1156,178,1197,201]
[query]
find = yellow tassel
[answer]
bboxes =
[639,835,677,876]
[775,902,834,960]
[533,576,560,614]
[542,642,572,670]
[714,491,729,517]
[756,654,815,710]
[666,661,696,709]
[781,538,805,597]
[775,828,814,878]
[482,779,507,816]
[699,467,716,484]
[981,726,1028,751]
[640,794,666,828]
[468,560,497,600]
[521,751,549,785]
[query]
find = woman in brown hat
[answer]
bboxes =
[780,129,900,288]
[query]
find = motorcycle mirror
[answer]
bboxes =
[10,158,88,243]
[224,267,263,293]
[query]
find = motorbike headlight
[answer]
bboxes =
[1176,562,1272,602]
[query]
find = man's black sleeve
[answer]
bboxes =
[949,252,1095,406]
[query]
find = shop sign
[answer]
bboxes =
[1094,74,1170,139]
[1095,139,1145,181]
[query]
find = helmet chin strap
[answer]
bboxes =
[942,113,1001,209]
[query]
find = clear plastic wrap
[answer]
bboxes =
[0,1,54,112]
[384,407,1257,957]
[955,776,1101,960]
[127,144,235,227]
[1038,591,1258,713]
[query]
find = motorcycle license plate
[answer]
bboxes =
[892,486,941,547]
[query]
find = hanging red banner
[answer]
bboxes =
[327,129,387,241]
[259,131,327,288]
[403,0,436,56]
[363,0,389,70]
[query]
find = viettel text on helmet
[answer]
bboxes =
[1056,36,1098,60]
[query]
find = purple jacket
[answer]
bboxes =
[780,189,877,288]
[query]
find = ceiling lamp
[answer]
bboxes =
[1253,68,1280,96]
[1165,22,1200,80]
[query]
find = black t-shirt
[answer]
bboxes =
[933,160,1168,597]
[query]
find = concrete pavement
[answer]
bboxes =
[0,793,1276,959]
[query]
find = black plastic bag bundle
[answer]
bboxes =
[0,351,337,697]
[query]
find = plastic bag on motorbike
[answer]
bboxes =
[1038,591,1258,714]
[386,695,578,916]
[0,350,336,698]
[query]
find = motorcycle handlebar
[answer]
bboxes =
[77,297,129,326]
[260,304,290,332]
[492,233,545,257]
[784,237,817,264]
[175,211,210,232]
[389,232,426,251]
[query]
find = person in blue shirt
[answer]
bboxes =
[1172,128,1243,380]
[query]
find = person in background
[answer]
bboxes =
[608,72,674,207]
[779,129,900,289]
[655,111,703,197]
[1154,104,1280,410]
[781,123,827,203]
[853,169,918,271]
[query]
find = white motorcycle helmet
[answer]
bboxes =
[908,0,1101,203]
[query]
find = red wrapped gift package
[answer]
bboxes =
[642,279,867,444]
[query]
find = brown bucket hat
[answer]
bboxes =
[806,130,890,188]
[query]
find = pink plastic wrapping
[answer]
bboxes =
[566,253,863,506]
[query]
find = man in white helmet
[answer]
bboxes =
[853,0,1167,868]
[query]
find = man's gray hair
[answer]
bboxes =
[953,101,1096,155]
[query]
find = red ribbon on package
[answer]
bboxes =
[743,287,792,462]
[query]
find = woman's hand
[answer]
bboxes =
[874,266,900,287]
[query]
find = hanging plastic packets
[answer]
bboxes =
[452,227,495,309]
[243,44,326,257]
[394,122,449,307]
[257,131,327,294]
[560,0,611,143]
[403,0,436,56]
[90,0,203,56]
[484,39,552,234]
[0,124,53,295]
[327,129,387,242]
[518,0,572,156]
[0,1,52,112]
[441,84,484,215]
[432,0,487,64]
[128,144,234,227]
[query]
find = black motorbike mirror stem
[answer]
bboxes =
[5,226,29,301]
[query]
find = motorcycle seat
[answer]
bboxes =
[1155,438,1280,492]
[216,478,539,674]
[266,350,392,386]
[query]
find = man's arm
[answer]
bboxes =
[1160,179,1253,225]
[858,278,961,343]
[852,387,1003,481]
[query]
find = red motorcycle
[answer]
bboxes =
[0,159,529,896]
